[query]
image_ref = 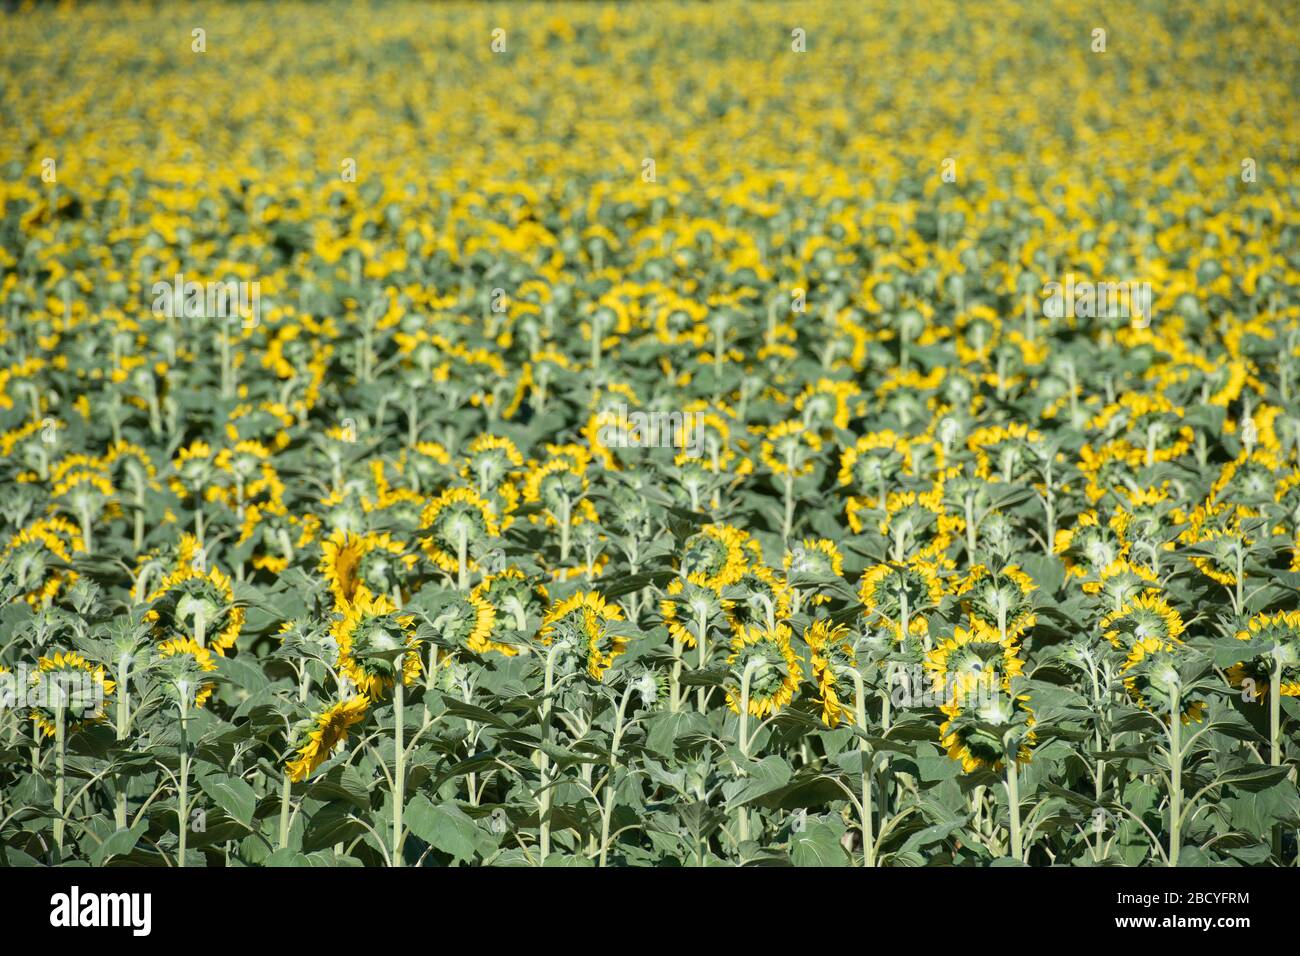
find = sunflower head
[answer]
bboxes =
[29,651,115,737]
[333,592,422,699]
[939,692,1036,773]
[926,620,1025,707]
[285,695,370,782]
[723,622,803,718]
[419,487,500,574]
[804,619,857,726]
[538,590,628,681]
[1100,593,1184,650]
[157,637,219,709]
[858,561,943,639]
[679,524,752,591]
[1121,637,1204,722]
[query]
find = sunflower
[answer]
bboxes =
[460,434,524,495]
[29,651,115,738]
[538,590,628,681]
[319,529,414,607]
[967,422,1043,483]
[723,622,803,718]
[146,552,244,654]
[418,487,500,574]
[723,564,792,633]
[333,592,422,699]
[925,620,1025,706]
[1100,592,1185,650]
[430,591,509,657]
[759,419,823,478]
[858,561,943,640]
[471,567,548,648]
[0,516,85,605]
[678,523,754,591]
[939,693,1036,773]
[957,564,1037,639]
[1226,611,1300,702]
[804,619,857,727]
[659,576,731,649]
[157,637,219,709]
[1055,511,1128,581]
[1084,558,1161,607]
[1121,637,1204,723]
[285,695,370,782]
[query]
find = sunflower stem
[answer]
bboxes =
[736,658,762,850]
[177,695,190,867]
[456,525,469,591]
[278,771,292,850]
[114,653,131,830]
[392,674,405,867]
[851,670,876,866]
[1168,686,1182,867]
[538,643,561,866]
[53,698,66,857]
[599,682,634,866]
[1005,750,1022,862]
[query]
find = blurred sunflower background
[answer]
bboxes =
[0,0,1297,867]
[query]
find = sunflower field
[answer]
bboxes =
[1,0,1298,869]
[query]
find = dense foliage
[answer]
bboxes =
[1,1,1298,866]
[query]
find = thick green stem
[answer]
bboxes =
[1169,688,1182,867]
[279,772,292,850]
[53,701,66,856]
[114,654,131,830]
[1006,752,1022,862]
[599,685,634,866]
[392,675,405,867]
[851,670,875,866]
[177,699,190,866]
[538,644,560,865]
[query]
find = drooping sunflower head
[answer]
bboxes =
[957,564,1037,638]
[759,419,823,479]
[925,620,1024,707]
[1121,637,1204,723]
[419,487,500,574]
[461,434,523,493]
[1084,558,1160,607]
[428,591,508,657]
[471,567,547,644]
[1227,611,1300,702]
[157,637,219,709]
[538,590,628,682]
[804,619,857,727]
[1100,592,1185,650]
[285,695,370,783]
[679,524,753,591]
[320,529,413,607]
[1056,511,1128,580]
[521,458,587,519]
[838,430,910,491]
[659,575,730,649]
[939,692,1035,773]
[724,622,803,718]
[784,538,844,579]
[29,651,115,738]
[333,592,422,699]
[1,516,85,605]
[723,564,792,633]
[146,560,244,655]
[858,561,943,639]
